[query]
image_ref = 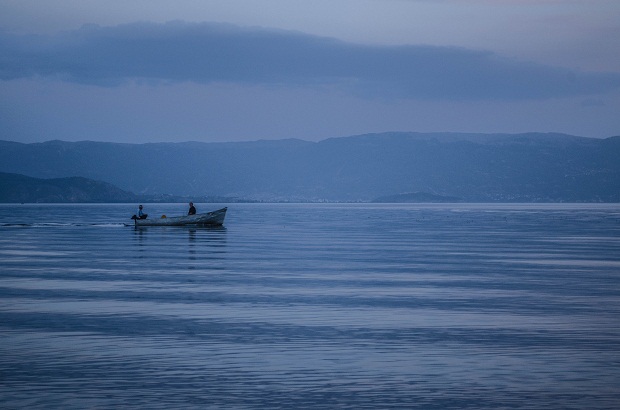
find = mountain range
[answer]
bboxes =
[0,172,137,203]
[1,132,619,202]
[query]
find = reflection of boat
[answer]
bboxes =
[134,207,227,227]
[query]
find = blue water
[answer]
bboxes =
[1,203,619,409]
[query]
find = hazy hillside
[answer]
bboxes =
[1,132,619,202]
[0,172,138,203]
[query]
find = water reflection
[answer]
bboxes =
[132,225,227,268]
[188,229,196,262]
[2,204,620,409]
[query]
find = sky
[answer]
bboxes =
[1,0,619,143]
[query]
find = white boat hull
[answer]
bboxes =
[134,207,227,227]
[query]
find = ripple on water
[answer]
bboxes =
[1,203,619,408]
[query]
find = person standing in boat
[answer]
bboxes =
[188,202,196,215]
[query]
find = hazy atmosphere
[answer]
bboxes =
[1,0,619,143]
[2,3,620,408]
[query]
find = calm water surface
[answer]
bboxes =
[1,203,619,409]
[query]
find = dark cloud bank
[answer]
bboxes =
[1,21,619,100]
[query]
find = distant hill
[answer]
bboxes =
[1,132,619,202]
[0,172,138,203]
[372,192,463,203]
[0,172,253,204]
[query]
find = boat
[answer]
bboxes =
[133,207,227,227]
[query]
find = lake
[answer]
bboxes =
[1,203,619,409]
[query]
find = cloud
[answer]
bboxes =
[1,21,619,100]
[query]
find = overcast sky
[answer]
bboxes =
[1,0,619,143]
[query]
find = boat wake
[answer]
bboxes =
[1,223,127,228]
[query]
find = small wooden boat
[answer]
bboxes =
[134,207,227,227]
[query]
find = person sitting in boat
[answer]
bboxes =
[131,205,148,220]
[188,202,196,215]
